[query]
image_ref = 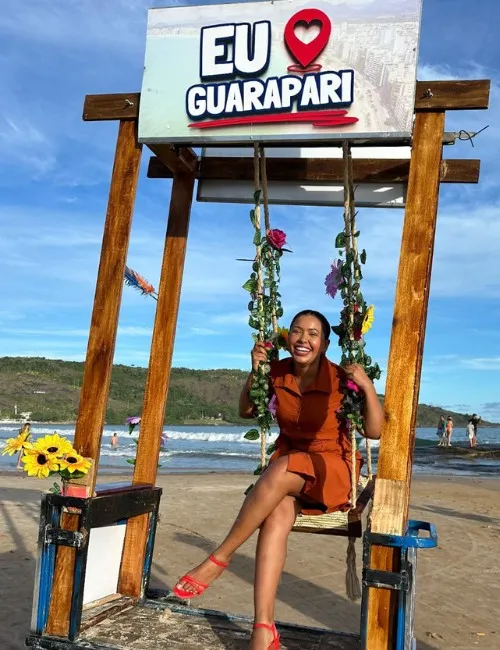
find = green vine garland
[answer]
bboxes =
[242,146,289,476]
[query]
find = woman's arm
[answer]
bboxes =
[239,372,255,418]
[344,364,383,440]
[238,341,270,419]
[360,381,383,440]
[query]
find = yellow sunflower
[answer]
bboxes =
[59,451,92,475]
[362,305,375,335]
[2,430,32,456]
[22,448,60,479]
[35,433,73,458]
[276,327,289,350]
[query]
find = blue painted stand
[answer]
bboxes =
[360,520,438,650]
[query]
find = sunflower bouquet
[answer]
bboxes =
[2,430,91,492]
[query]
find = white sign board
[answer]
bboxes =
[139,0,422,145]
[198,146,410,207]
[83,524,126,606]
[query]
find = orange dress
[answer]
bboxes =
[269,355,363,515]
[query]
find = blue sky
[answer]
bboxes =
[1,0,499,421]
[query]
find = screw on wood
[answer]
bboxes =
[124,98,134,107]
[423,88,434,99]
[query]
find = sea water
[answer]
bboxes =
[1,423,499,477]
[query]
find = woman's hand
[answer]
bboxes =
[344,363,373,392]
[251,341,269,372]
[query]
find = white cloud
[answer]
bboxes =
[210,312,249,326]
[190,327,219,335]
[0,116,56,175]
[460,357,500,370]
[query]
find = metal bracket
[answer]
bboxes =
[363,568,410,592]
[44,526,87,548]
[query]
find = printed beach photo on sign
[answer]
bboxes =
[139,0,423,144]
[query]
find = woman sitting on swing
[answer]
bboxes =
[174,309,383,649]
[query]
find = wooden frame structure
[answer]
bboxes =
[27,78,490,650]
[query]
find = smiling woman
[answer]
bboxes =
[173,144,384,649]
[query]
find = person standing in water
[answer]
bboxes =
[471,414,481,445]
[445,416,453,446]
[111,432,119,448]
[436,415,445,442]
[466,419,476,448]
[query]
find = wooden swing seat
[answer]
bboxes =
[292,475,375,538]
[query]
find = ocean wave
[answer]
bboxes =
[99,448,259,460]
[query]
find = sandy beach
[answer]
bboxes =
[0,473,498,650]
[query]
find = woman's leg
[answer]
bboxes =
[251,495,300,649]
[175,456,304,594]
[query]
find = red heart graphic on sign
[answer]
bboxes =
[284,9,332,69]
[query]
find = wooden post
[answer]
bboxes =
[45,120,142,637]
[118,170,196,598]
[365,110,445,649]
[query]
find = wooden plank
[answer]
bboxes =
[415,79,490,111]
[148,155,479,184]
[83,93,140,121]
[366,111,445,650]
[45,512,80,636]
[73,120,142,471]
[369,479,408,535]
[45,121,142,639]
[82,81,490,123]
[88,487,161,528]
[118,170,196,598]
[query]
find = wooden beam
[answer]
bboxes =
[74,120,142,468]
[415,79,490,111]
[148,155,479,184]
[148,143,197,174]
[45,513,80,636]
[118,170,196,598]
[45,120,142,638]
[83,93,140,121]
[366,110,445,649]
[82,81,490,124]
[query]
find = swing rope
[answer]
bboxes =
[253,143,267,471]
[342,141,363,601]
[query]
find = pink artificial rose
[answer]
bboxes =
[346,379,360,393]
[264,341,274,350]
[267,229,287,250]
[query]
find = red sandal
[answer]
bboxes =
[253,622,280,649]
[172,554,229,600]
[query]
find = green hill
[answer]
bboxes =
[0,357,495,428]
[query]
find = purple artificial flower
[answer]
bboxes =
[125,415,141,434]
[325,259,344,299]
[267,394,277,417]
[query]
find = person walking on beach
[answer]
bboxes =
[111,433,119,448]
[466,419,476,448]
[445,416,453,446]
[172,310,383,650]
